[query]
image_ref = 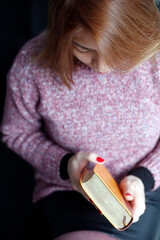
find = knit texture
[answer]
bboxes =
[1,34,160,202]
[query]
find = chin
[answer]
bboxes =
[96,69,110,74]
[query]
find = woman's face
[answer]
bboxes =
[73,29,111,73]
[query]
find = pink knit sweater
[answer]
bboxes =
[1,34,160,203]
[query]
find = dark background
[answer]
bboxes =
[0,1,160,239]
[0,0,48,239]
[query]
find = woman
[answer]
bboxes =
[1,0,160,239]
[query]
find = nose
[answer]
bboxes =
[92,54,109,73]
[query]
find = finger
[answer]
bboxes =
[133,215,139,223]
[122,185,134,201]
[76,152,106,170]
[120,179,134,201]
[72,177,91,202]
[120,178,145,218]
[123,191,145,223]
[131,195,146,219]
[124,192,134,201]
[85,152,106,164]
[79,187,90,201]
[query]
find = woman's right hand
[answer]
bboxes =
[67,151,105,199]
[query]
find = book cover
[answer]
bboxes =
[80,164,133,230]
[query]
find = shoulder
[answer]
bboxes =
[135,52,160,81]
[17,32,46,64]
[7,33,48,89]
[9,32,46,77]
[143,52,160,72]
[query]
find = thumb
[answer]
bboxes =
[86,152,106,164]
[84,153,106,171]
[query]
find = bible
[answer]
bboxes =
[80,164,133,230]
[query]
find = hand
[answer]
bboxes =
[67,151,105,199]
[120,175,146,223]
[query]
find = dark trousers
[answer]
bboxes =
[35,188,160,240]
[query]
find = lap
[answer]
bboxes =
[54,231,118,240]
[35,188,160,240]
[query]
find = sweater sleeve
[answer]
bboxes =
[134,53,160,191]
[128,167,154,191]
[0,53,71,188]
[136,141,160,190]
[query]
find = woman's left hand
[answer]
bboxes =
[120,175,146,223]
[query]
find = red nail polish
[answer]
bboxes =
[89,198,94,204]
[126,193,132,196]
[97,209,103,215]
[96,157,105,163]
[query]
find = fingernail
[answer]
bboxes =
[97,209,103,215]
[96,157,105,163]
[89,198,94,204]
[126,193,132,197]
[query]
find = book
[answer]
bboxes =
[80,164,133,231]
